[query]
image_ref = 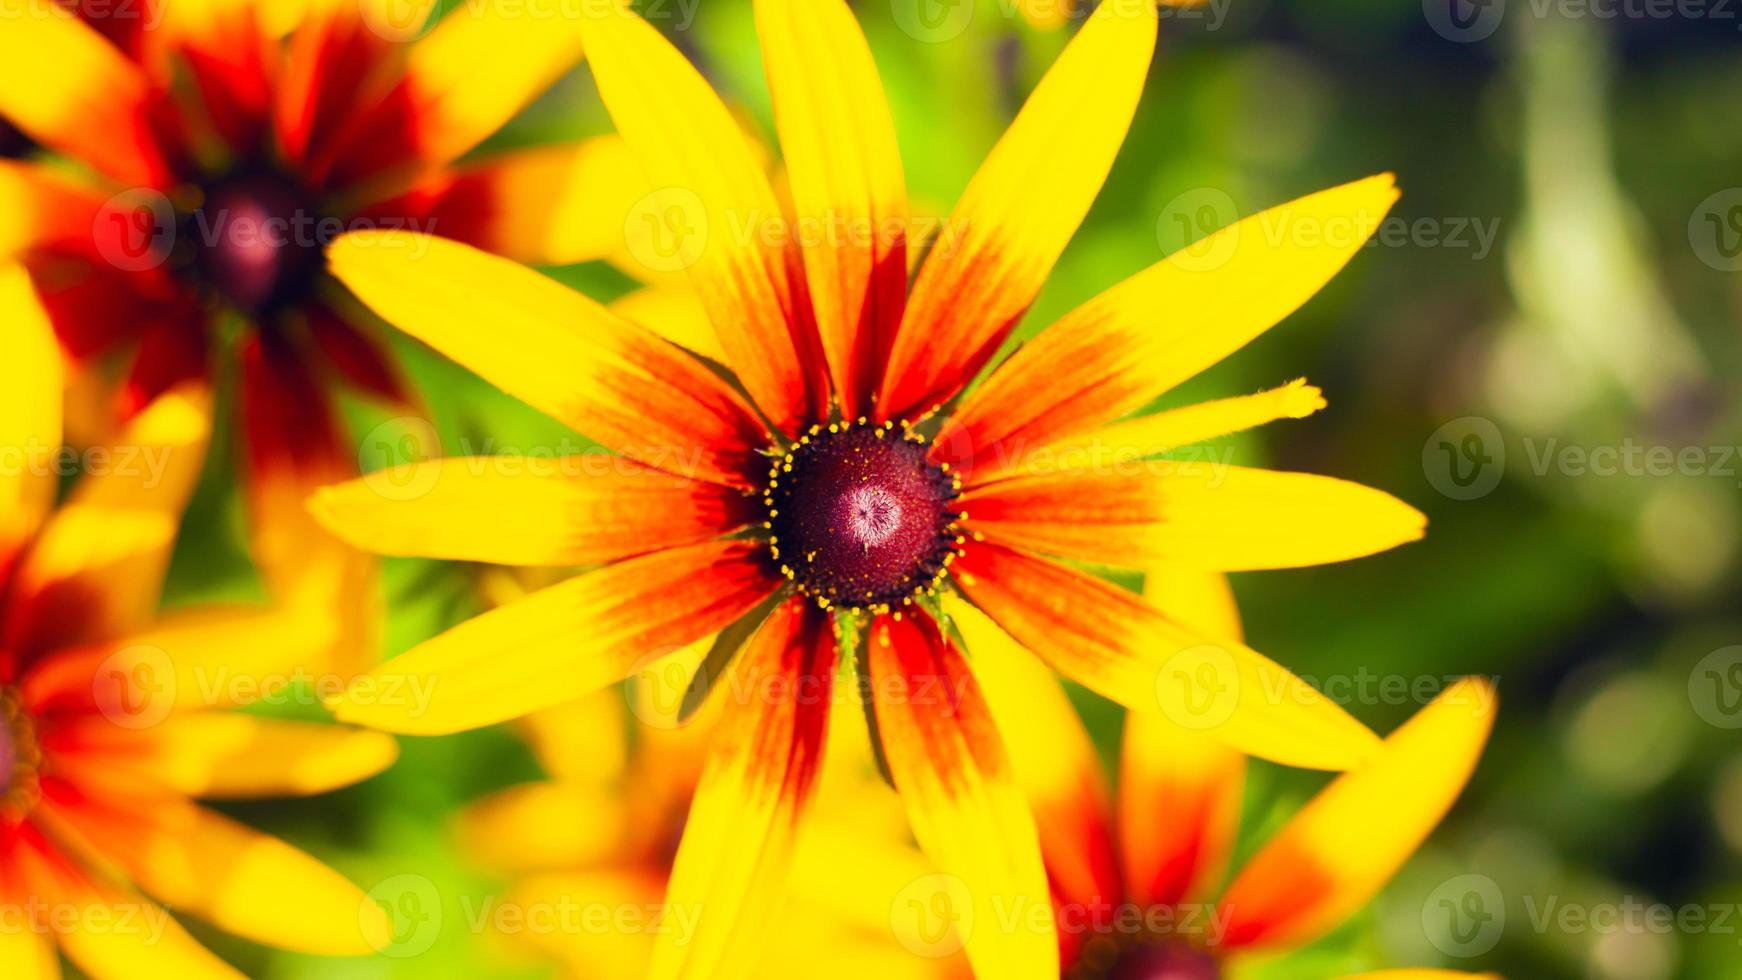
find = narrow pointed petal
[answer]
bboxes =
[868,612,1057,980]
[4,386,210,655]
[0,266,60,581]
[1219,678,1498,950]
[0,161,106,262]
[946,596,1120,922]
[1119,710,1245,908]
[756,0,908,417]
[328,231,770,488]
[876,0,1156,421]
[45,714,398,799]
[330,541,781,735]
[938,175,1399,473]
[579,3,817,433]
[652,599,836,980]
[0,0,170,186]
[952,541,1379,771]
[312,457,753,567]
[54,795,389,955]
[960,464,1426,572]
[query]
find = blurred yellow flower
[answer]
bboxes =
[0,269,398,979]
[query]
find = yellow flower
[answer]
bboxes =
[0,270,397,978]
[969,567,1499,978]
[313,1,1418,977]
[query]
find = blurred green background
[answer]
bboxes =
[157,1,1742,977]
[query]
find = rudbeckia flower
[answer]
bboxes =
[453,586,969,979]
[969,569,1497,979]
[0,0,629,664]
[0,273,398,978]
[314,1,1421,976]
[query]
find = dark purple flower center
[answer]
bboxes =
[1105,944,1221,980]
[764,420,962,611]
[186,174,326,314]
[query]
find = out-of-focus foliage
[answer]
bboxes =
[152,1,1740,977]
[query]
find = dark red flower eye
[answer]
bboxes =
[191,174,325,314]
[764,419,963,611]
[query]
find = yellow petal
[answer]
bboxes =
[579,2,816,434]
[458,781,629,875]
[1219,678,1498,950]
[756,0,908,418]
[1118,709,1245,908]
[953,541,1379,771]
[946,596,1120,912]
[0,925,58,980]
[58,713,397,799]
[312,456,751,567]
[327,231,769,489]
[868,612,1057,980]
[59,796,388,955]
[940,174,1398,471]
[878,0,1156,421]
[961,463,1426,572]
[1144,565,1244,644]
[0,161,104,262]
[330,541,778,735]
[651,599,837,980]
[609,284,729,364]
[6,386,211,652]
[505,870,662,979]
[515,689,629,786]
[0,265,59,575]
[394,0,586,167]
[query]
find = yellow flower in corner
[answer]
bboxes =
[0,271,397,978]
[315,1,1418,978]
[969,568,1499,979]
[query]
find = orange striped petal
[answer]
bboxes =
[946,596,1119,919]
[756,0,908,418]
[0,0,169,187]
[938,175,1398,474]
[45,713,397,799]
[1118,710,1245,908]
[651,598,836,980]
[579,2,819,434]
[0,266,59,580]
[10,822,245,980]
[330,540,780,734]
[876,0,1156,422]
[312,456,753,567]
[0,162,107,262]
[4,386,210,656]
[952,541,1378,771]
[959,464,1426,572]
[328,231,770,489]
[54,795,388,956]
[1219,678,1497,951]
[868,612,1057,980]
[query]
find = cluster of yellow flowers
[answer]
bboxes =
[0,1,1497,978]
